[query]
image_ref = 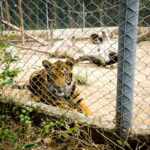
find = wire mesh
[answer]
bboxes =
[0,0,150,146]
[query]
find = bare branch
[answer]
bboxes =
[1,19,48,46]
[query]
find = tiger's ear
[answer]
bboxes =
[90,33,99,39]
[42,60,52,70]
[66,58,75,69]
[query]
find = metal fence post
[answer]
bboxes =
[116,0,140,139]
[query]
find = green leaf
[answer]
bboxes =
[23,143,38,149]
[0,128,17,144]
[0,78,13,86]
[68,127,79,134]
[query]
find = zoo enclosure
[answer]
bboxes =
[0,0,150,139]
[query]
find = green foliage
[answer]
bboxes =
[0,128,17,144]
[0,43,8,49]
[0,44,19,65]
[0,102,148,150]
[0,68,20,86]
[0,44,20,87]
[75,73,88,85]
[19,107,33,125]
[42,121,55,135]
[41,118,80,142]
[41,118,68,135]
[23,143,38,149]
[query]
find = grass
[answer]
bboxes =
[0,117,39,150]
[0,43,8,50]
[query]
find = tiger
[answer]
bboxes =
[90,31,108,45]
[76,51,118,67]
[17,58,93,116]
[77,31,118,67]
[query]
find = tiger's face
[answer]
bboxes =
[42,59,76,99]
[90,33,103,44]
[90,31,108,45]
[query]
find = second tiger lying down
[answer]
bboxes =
[26,58,93,116]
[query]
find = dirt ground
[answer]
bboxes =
[3,38,150,134]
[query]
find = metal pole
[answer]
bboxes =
[46,0,50,41]
[82,1,85,31]
[5,0,11,30]
[116,0,139,139]
[100,1,104,26]
[0,1,4,35]
[18,0,25,45]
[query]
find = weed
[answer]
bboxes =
[0,128,17,144]
[41,118,68,136]
[22,143,38,149]
[19,106,33,125]
[0,44,20,88]
[75,73,88,85]
[0,103,149,150]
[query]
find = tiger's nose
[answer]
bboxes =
[66,80,72,85]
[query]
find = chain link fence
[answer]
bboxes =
[0,0,150,148]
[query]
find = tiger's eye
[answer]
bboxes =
[50,74,57,80]
[70,73,72,78]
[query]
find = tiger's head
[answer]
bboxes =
[90,31,108,45]
[42,58,76,99]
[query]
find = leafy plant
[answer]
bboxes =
[0,43,20,87]
[0,67,20,86]
[41,118,67,135]
[41,118,80,143]
[0,128,17,144]
[23,143,38,149]
[75,73,88,85]
[19,107,33,125]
